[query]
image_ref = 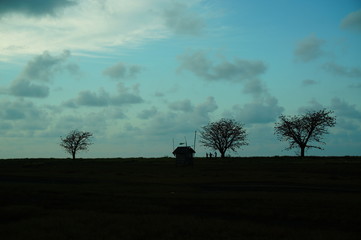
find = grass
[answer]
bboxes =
[0,156,360,239]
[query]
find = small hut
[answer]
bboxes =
[172,146,195,165]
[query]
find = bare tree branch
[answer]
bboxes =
[274,109,336,157]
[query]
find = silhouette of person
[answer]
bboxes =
[206,153,208,158]
[214,152,217,158]
[209,153,213,158]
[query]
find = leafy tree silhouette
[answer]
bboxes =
[200,118,248,158]
[60,130,93,159]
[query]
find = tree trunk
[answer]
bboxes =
[220,151,225,158]
[72,151,76,160]
[300,146,305,157]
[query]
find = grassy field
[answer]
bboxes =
[0,156,360,240]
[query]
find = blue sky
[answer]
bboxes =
[1,0,360,158]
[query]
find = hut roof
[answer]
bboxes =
[172,146,195,154]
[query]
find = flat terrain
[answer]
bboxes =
[1,157,360,240]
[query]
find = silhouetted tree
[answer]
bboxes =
[274,109,336,157]
[200,118,248,158]
[60,130,93,159]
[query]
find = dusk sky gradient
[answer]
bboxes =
[1,0,360,158]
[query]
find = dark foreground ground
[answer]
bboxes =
[0,156,360,240]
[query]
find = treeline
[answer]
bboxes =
[60,109,336,159]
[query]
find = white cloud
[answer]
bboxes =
[0,0,204,60]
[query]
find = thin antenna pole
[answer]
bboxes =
[193,130,197,151]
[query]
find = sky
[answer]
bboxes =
[1,0,361,158]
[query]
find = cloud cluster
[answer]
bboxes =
[227,97,284,124]
[297,98,361,144]
[140,97,218,138]
[4,50,77,98]
[331,97,361,120]
[177,49,284,126]
[0,99,49,136]
[340,9,361,33]
[9,80,49,98]
[168,97,218,120]
[242,78,269,97]
[178,50,266,82]
[0,99,41,120]
[19,50,74,82]
[64,83,143,107]
[0,0,206,58]
[169,99,194,112]
[137,107,158,120]
[103,62,143,80]
[297,99,325,114]
[170,97,219,125]
[294,35,325,62]
[195,96,218,120]
[323,62,361,78]
[162,2,205,36]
